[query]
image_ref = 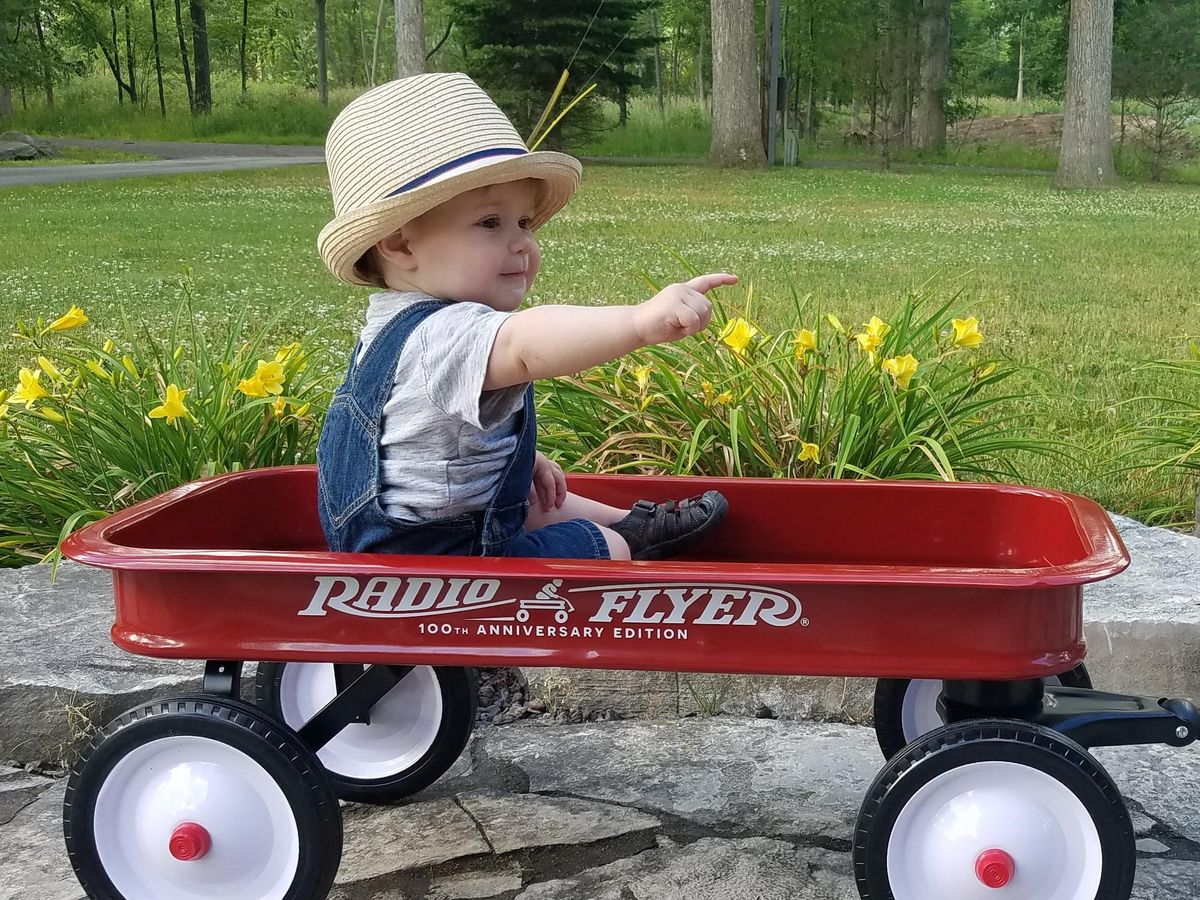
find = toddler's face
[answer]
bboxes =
[384,179,542,311]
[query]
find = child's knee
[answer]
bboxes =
[597,525,631,560]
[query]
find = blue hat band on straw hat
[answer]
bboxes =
[387,147,528,197]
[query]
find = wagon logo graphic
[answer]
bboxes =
[515,580,574,623]
[299,576,806,629]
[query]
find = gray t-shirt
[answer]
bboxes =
[357,291,527,522]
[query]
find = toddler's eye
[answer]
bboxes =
[519,216,533,230]
[479,216,500,229]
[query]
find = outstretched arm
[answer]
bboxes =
[484,273,738,390]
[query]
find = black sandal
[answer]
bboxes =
[609,490,729,561]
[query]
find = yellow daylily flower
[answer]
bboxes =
[45,305,88,333]
[854,332,883,354]
[951,317,984,348]
[701,380,715,404]
[38,408,65,423]
[825,313,846,334]
[11,368,48,408]
[238,359,286,398]
[720,318,758,355]
[793,329,817,362]
[148,384,191,425]
[715,390,733,405]
[275,342,303,365]
[38,356,63,381]
[293,402,311,417]
[121,356,140,378]
[864,316,890,340]
[85,359,109,379]
[102,339,115,353]
[975,362,999,379]
[798,441,820,463]
[0,390,8,420]
[271,397,287,418]
[633,364,652,392]
[882,354,919,389]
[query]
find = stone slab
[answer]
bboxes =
[0,781,84,900]
[1094,742,1200,845]
[482,719,881,841]
[1132,860,1200,900]
[429,861,525,899]
[336,798,491,884]
[0,776,54,826]
[0,562,198,764]
[457,788,659,854]
[515,836,858,900]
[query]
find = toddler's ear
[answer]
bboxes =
[375,230,416,270]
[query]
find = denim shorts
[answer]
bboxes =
[498,517,610,559]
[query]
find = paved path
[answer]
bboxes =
[0,137,1054,189]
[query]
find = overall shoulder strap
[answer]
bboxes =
[346,299,453,415]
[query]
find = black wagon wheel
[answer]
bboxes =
[873,663,1092,760]
[63,695,341,900]
[853,718,1135,900]
[255,662,476,804]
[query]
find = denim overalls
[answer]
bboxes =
[317,299,609,559]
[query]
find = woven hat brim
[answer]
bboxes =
[318,150,581,286]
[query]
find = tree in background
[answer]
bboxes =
[394,0,423,77]
[1054,0,1116,188]
[189,1,211,112]
[709,0,764,166]
[915,0,948,150]
[449,0,653,144]
[1113,0,1200,181]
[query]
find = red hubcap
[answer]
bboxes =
[169,822,211,861]
[975,848,1015,888]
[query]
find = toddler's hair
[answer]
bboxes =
[355,246,388,288]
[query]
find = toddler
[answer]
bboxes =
[316,72,731,561]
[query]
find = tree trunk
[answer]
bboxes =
[915,0,948,151]
[111,5,123,104]
[315,0,328,105]
[371,0,386,85]
[709,0,766,167]
[394,0,424,79]
[149,0,166,115]
[33,4,53,107]
[1053,0,1117,188]
[190,2,211,114]
[1016,21,1025,101]
[651,10,664,117]
[124,2,138,104]
[240,0,249,97]
[174,0,195,112]
[805,6,816,139]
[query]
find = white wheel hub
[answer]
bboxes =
[886,759,1103,899]
[278,664,443,780]
[93,735,300,900]
[901,676,1063,744]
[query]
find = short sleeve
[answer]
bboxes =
[415,303,527,429]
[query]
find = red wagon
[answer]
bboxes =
[61,465,1199,900]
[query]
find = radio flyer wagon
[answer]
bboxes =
[60,465,1200,900]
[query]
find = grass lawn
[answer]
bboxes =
[1,162,1197,521]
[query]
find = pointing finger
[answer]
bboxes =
[684,273,739,295]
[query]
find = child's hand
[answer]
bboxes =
[529,451,567,513]
[633,273,738,346]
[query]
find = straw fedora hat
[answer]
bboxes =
[318,72,582,286]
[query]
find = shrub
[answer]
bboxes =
[537,278,1064,482]
[0,277,333,567]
